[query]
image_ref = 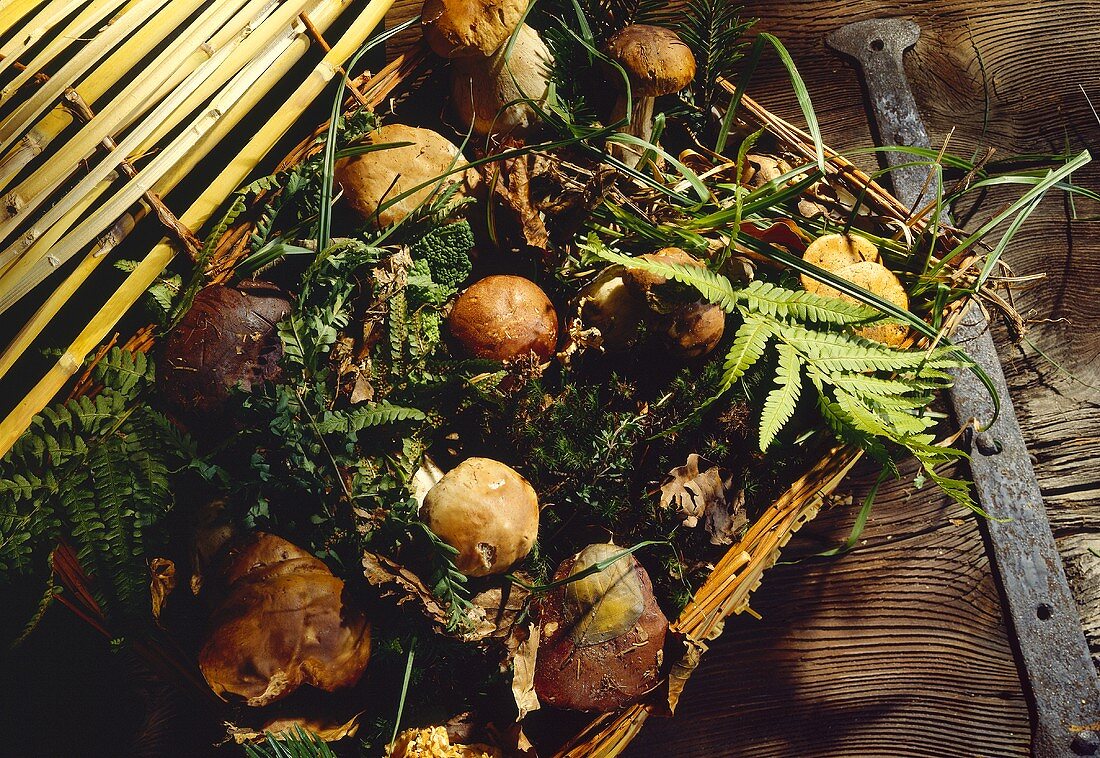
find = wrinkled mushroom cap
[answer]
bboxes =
[198,534,372,707]
[451,24,553,138]
[158,283,290,428]
[534,543,668,712]
[388,726,501,757]
[334,124,475,229]
[447,275,558,362]
[818,260,910,346]
[604,24,696,97]
[420,457,539,577]
[799,232,881,295]
[421,0,526,59]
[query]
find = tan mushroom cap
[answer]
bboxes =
[420,457,540,577]
[800,232,881,294]
[451,24,553,138]
[818,260,910,347]
[447,274,559,362]
[333,124,475,229]
[198,534,371,707]
[604,24,697,97]
[421,0,527,59]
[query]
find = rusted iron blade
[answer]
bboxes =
[828,18,1100,758]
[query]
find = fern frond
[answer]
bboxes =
[759,343,802,451]
[720,314,771,391]
[315,404,427,436]
[243,727,338,758]
[783,326,960,373]
[598,250,741,312]
[92,348,152,396]
[739,280,880,325]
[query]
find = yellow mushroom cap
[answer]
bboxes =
[800,233,881,295]
[818,260,910,347]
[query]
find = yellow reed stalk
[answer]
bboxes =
[0,0,267,247]
[0,0,395,458]
[0,0,320,309]
[0,0,94,79]
[0,0,208,194]
[0,0,132,104]
[0,0,242,187]
[0,0,47,39]
[0,0,356,381]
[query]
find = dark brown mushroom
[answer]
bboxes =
[624,248,725,359]
[157,282,290,429]
[446,274,558,362]
[533,543,669,712]
[198,533,372,707]
[603,24,696,167]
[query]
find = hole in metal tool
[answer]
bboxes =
[869,38,885,51]
[1036,603,1053,621]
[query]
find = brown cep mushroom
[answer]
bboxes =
[158,282,290,430]
[447,274,558,362]
[533,543,669,712]
[450,24,553,139]
[603,25,696,167]
[198,533,371,707]
[421,0,526,59]
[419,457,539,577]
[624,247,725,359]
[334,124,476,229]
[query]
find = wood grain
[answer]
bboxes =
[374,1,1100,756]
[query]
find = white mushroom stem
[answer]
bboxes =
[609,93,656,169]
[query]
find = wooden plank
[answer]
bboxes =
[378,2,1100,755]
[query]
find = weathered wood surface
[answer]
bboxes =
[388,0,1100,754]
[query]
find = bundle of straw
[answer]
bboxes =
[0,0,396,456]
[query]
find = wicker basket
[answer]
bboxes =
[3,8,979,755]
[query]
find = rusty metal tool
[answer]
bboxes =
[828,18,1100,757]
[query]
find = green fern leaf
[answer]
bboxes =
[740,280,879,325]
[598,250,741,312]
[759,342,802,451]
[315,404,427,436]
[720,314,771,390]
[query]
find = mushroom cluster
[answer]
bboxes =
[420,457,540,577]
[157,282,290,430]
[801,233,910,346]
[423,0,553,139]
[334,124,478,229]
[533,543,669,712]
[447,274,559,363]
[198,533,372,707]
[580,247,724,358]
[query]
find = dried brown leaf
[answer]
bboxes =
[149,557,176,623]
[659,454,747,545]
[510,623,541,719]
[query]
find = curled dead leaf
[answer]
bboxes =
[510,623,541,719]
[659,454,747,545]
[226,712,360,744]
[665,634,708,714]
[149,557,176,623]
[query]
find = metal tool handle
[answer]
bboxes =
[828,17,1100,757]
[826,19,936,212]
